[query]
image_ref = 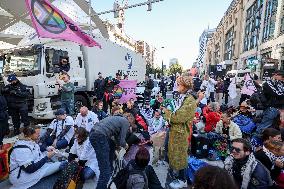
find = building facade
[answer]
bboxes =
[197,29,216,74]
[204,0,284,78]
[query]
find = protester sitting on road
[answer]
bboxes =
[148,110,166,135]
[255,140,284,187]
[255,70,284,136]
[126,147,163,189]
[252,128,282,152]
[40,109,75,150]
[92,100,107,121]
[204,102,222,133]
[89,115,131,189]
[237,101,254,119]
[68,127,99,181]
[215,111,242,141]
[111,105,123,116]
[74,106,99,132]
[124,100,139,117]
[150,94,164,112]
[192,165,238,189]
[9,126,63,189]
[140,100,154,125]
[225,138,273,189]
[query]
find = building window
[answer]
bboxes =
[280,10,284,35]
[224,27,234,60]
[263,0,278,41]
[243,0,263,52]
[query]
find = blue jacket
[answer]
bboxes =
[248,161,273,189]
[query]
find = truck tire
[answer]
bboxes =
[74,95,88,114]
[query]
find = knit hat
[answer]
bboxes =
[7,74,17,82]
[177,72,193,89]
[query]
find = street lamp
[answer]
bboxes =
[161,46,165,77]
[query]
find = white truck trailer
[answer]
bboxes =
[0,34,146,119]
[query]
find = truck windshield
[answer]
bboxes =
[3,47,41,76]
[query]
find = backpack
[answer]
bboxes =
[108,163,148,189]
[53,161,81,189]
[250,89,267,110]
[7,144,32,179]
[233,114,256,134]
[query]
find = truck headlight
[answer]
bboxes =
[36,102,47,111]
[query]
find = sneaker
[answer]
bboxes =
[169,179,187,189]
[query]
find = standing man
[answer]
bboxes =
[144,75,154,102]
[103,76,120,113]
[225,138,272,189]
[200,75,217,103]
[2,74,30,135]
[57,73,75,116]
[89,116,131,189]
[159,77,167,99]
[0,81,9,146]
[94,72,105,101]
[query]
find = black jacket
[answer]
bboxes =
[94,78,105,99]
[262,80,284,109]
[2,81,30,104]
[254,150,282,181]
[0,95,8,121]
[104,78,120,93]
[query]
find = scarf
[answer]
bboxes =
[225,154,258,189]
[173,90,194,112]
[266,80,284,96]
[263,146,284,163]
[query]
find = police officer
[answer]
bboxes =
[2,74,30,135]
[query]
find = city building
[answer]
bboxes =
[204,0,284,78]
[197,28,216,75]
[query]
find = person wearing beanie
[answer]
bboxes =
[1,74,30,135]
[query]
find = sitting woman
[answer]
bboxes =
[215,111,242,140]
[204,102,222,133]
[9,126,62,189]
[68,127,99,181]
[255,140,284,187]
[237,101,254,119]
[148,110,167,135]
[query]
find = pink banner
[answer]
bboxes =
[25,0,101,47]
[241,73,257,96]
[113,80,137,104]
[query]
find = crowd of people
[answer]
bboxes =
[0,68,283,189]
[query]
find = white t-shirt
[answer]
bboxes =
[74,111,99,132]
[70,138,100,177]
[48,116,75,143]
[9,140,59,189]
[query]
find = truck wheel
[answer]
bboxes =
[74,95,88,114]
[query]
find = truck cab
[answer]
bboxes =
[0,35,146,119]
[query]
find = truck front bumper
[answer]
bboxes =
[29,98,55,119]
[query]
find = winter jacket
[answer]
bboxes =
[254,150,282,181]
[0,95,8,120]
[262,80,284,109]
[91,116,130,147]
[215,120,242,140]
[93,78,105,100]
[2,81,29,104]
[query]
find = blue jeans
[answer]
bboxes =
[256,107,279,135]
[89,132,112,189]
[40,135,69,150]
[61,100,74,116]
[82,166,96,180]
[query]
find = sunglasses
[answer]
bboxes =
[230,146,242,153]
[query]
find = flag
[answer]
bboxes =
[241,73,257,96]
[25,0,101,48]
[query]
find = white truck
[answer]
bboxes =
[0,34,146,119]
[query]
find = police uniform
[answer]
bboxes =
[2,74,30,134]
